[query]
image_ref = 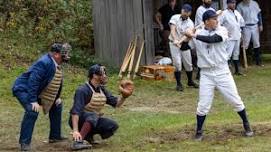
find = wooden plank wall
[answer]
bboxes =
[92,0,155,66]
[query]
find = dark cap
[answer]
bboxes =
[88,64,106,78]
[227,0,236,3]
[202,10,218,22]
[51,43,63,53]
[182,4,192,12]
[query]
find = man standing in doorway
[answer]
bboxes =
[155,0,181,56]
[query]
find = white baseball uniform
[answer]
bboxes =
[220,9,245,60]
[237,0,261,49]
[195,5,216,27]
[169,14,194,72]
[190,25,245,116]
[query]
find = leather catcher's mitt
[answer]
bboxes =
[119,79,134,98]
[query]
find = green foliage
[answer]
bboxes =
[0,0,94,67]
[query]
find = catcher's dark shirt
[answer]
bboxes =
[70,82,118,115]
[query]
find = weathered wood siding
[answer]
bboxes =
[92,0,155,67]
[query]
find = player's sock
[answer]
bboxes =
[233,60,240,74]
[196,115,206,133]
[196,68,200,80]
[238,109,248,123]
[174,71,181,86]
[238,109,253,136]
[186,71,193,83]
[253,47,262,65]
[186,71,199,88]
[80,121,92,139]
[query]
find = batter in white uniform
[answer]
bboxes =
[237,0,263,66]
[169,4,198,92]
[186,10,253,141]
[220,0,245,75]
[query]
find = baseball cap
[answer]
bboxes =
[182,4,192,12]
[202,10,218,22]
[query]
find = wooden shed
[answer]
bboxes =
[92,0,270,67]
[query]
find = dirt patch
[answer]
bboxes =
[144,123,271,145]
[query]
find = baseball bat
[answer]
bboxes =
[122,44,135,75]
[133,40,145,79]
[127,37,137,79]
[242,39,248,70]
[119,40,133,78]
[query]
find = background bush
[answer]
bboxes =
[0,0,95,67]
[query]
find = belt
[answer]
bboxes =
[245,23,257,26]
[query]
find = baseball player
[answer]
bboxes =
[169,4,198,92]
[186,10,253,141]
[195,0,216,27]
[220,0,245,75]
[237,0,263,66]
[69,64,133,150]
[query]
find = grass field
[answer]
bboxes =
[1,56,271,152]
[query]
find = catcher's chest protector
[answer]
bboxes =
[84,84,107,114]
[39,66,62,114]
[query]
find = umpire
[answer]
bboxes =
[12,43,71,151]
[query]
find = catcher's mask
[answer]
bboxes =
[88,64,107,78]
[51,42,71,62]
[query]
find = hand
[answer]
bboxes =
[72,131,82,141]
[55,98,62,106]
[119,79,134,98]
[159,24,164,31]
[31,102,40,112]
[259,25,263,32]
[185,28,196,38]
[173,39,181,48]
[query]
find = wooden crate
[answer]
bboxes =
[139,65,175,81]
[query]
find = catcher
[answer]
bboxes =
[69,64,134,150]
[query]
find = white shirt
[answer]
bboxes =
[219,9,245,40]
[237,0,261,25]
[195,5,216,27]
[190,26,229,69]
[168,14,194,41]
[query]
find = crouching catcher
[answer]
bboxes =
[69,64,134,150]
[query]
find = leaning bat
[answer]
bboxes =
[242,37,248,70]
[119,40,133,78]
[127,37,137,79]
[133,40,145,79]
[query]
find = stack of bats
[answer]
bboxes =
[119,36,145,79]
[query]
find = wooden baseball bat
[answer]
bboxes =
[127,37,137,79]
[133,40,145,79]
[242,40,248,70]
[119,40,133,78]
[122,44,135,75]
